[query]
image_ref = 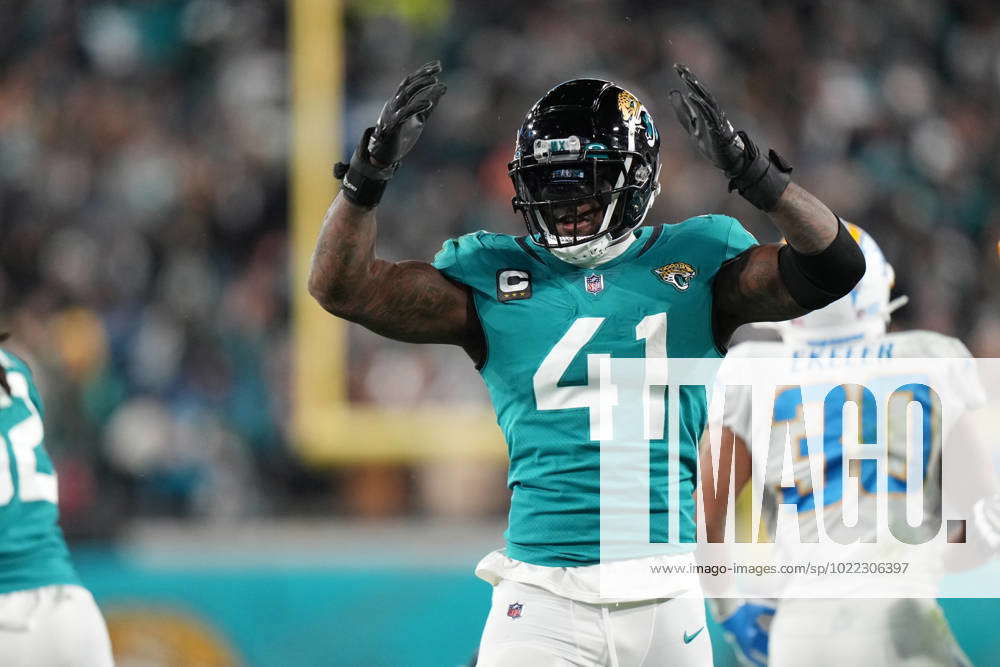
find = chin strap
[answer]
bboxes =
[549,231,637,268]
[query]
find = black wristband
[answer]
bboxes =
[727,131,793,212]
[333,127,397,208]
[777,218,867,310]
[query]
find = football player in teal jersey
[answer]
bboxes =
[310,61,865,666]
[0,342,114,665]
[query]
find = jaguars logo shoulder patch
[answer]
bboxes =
[653,262,697,292]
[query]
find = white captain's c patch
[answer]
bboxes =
[497,269,532,302]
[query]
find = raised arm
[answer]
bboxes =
[711,183,864,344]
[308,196,482,351]
[307,61,484,360]
[670,65,865,348]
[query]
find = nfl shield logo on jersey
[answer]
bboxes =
[507,602,523,619]
[584,273,604,295]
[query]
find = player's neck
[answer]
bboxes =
[589,232,638,267]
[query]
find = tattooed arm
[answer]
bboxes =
[308,195,484,359]
[712,183,841,346]
[766,181,839,253]
[669,65,864,350]
[308,61,483,360]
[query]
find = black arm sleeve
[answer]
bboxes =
[776,219,866,310]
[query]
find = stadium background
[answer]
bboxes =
[1,0,999,664]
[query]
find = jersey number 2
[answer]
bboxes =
[0,371,57,506]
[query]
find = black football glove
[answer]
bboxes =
[334,60,446,208]
[669,64,792,212]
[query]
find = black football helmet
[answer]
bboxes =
[508,79,661,252]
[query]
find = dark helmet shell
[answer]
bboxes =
[508,79,661,248]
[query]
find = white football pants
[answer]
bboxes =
[0,584,114,666]
[477,579,712,667]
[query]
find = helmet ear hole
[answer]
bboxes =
[634,164,650,185]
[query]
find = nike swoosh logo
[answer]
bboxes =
[683,627,704,644]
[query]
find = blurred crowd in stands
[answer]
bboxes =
[1,0,998,532]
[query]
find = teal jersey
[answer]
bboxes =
[0,349,79,594]
[433,215,757,566]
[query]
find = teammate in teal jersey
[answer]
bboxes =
[311,61,865,666]
[0,343,114,666]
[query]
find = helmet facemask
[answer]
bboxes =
[510,150,654,250]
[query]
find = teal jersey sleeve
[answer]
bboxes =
[431,231,496,291]
[431,230,538,373]
[431,236,467,281]
[673,214,758,279]
[723,215,758,261]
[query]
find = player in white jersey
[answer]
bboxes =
[0,344,114,666]
[701,225,982,666]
